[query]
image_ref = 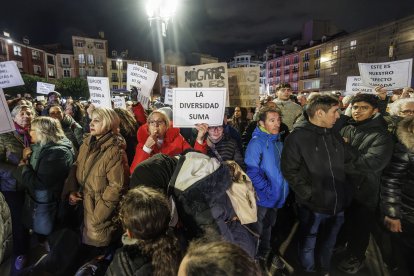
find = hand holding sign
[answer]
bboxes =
[195,123,209,144]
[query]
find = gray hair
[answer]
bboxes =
[30,116,65,146]
[389,98,414,116]
[10,104,36,120]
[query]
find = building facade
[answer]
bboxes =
[72,35,108,78]
[106,57,152,91]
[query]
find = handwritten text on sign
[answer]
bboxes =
[127,64,158,108]
[358,59,412,89]
[0,88,15,134]
[87,77,112,108]
[345,76,374,95]
[0,61,24,88]
[173,88,226,128]
[228,67,260,107]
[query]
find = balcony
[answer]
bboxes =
[61,62,71,68]
[302,56,310,62]
[300,74,319,80]
[314,64,320,69]
[276,63,281,68]
[292,68,298,73]
[112,77,119,82]
[314,52,321,58]
[303,67,309,71]
[284,69,290,75]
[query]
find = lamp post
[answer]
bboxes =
[146,0,178,64]
[116,58,123,89]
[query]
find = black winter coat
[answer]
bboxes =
[381,117,414,225]
[282,120,351,215]
[340,114,394,209]
[106,244,152,276]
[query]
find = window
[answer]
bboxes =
[13,45,22,56]
[63,69,71,77]
[96,56,103,66]
[32,50,40,60]
[143,63,148,68]
[333,45,339,55]
[88,68,95,76]
[94,42,104,49]
[97,68,104,77]
[16,61,23,69]
[170,76,176,85]
[87,54,94,65]
[48,67,55,77]
[122,62,127,70]
[315,69,320,77]
[315,59,320,69]
[111,50,117,57]
[293,56,299,64]
[113,85,118,89]
[112,73,118,82]
[303,62,309,71]
[76,40,85,47]
[122,73,127,82]
[62,57,70,66]
[79,67,86,77]
[285,58,290,66]
[170,66,176,73]
[47,55,55,65]
[79,54,85,64]
[33,65,41,74]
[350,40,357,50]
[315,49,321,58]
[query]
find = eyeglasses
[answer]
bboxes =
[400,110,414,115]
[351,105,371,111]
[149,120,166,126]
[208,126,224,131]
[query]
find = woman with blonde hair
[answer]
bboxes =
[64,107,129,261]
[130,110,206,173]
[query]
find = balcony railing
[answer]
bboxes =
[300,74,319,80]
[61,62,71,68]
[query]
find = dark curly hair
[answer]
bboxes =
[119,186,180,276]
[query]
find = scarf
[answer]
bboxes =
[14,122,31,147]
[259,125,270,134]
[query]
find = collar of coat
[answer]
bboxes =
[397,116,414,152]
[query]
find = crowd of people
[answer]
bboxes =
[0,84,413,276]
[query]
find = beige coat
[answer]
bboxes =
[75,132,129,247]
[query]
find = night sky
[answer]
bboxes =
[1,0,414,61]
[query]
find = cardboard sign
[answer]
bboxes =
[228,67,260,107]
[164,88,173,105]
[0,61,24,88]
[345,76,375,95]
[172,88,226,128]
[177,63,229,106]
[112,96,126,109]
[0,88,15,134]
[87,77,112,108]
[36,82,55,95]
[36,95,45,101]
[358,59,412,89]
[127,64,158,108]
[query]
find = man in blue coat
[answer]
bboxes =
[245,107,289,261]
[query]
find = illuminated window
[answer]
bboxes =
[350,40,357,50]
[79,54,85,64]
[13,45,22,56]
[333,45,339,55]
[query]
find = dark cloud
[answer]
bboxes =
[1,0,413,60]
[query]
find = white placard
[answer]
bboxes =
[36,82,55,95]
[0,88,15,134]
[0,61,24,88]
[345,76,375,95]
[112,96,126,109]
[87,77,111,108]
[172,88,226,128]
[164,88,173,105]
[358,59,412,89]
[36,95,45,101]
[127,64,158,108]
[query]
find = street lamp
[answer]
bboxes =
[116,58,123,89]
[146,0,178,63]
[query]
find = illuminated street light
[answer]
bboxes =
[146,0,178,36]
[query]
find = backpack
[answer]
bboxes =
[224,161,257,225]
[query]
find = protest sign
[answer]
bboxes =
[358,59,412,89]
[228,67,260,107]
[127,64,158,108]
[87,77,111,108]
[345,76,375,95]
[112,96,126,109]
[0,88,15,134]
[164,88,173,105]
[177,63,229,106]
[172,88,226,128]
[36,82,55,95]
[0,61,24,88]
[36,95,45,101]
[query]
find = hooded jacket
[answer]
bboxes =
[0,131,25,192]
[130,124,203,174]
[245,127,289,208]
[75,132,129,247]
[340,114,394,209]
[170,152,258,257]
[282,120,350,214]
[272,99,302,130]
[15,138,75,202]
[381,117,414,225]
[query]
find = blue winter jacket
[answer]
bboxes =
[245,127,289,208]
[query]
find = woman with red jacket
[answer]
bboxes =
[130,110,207,174]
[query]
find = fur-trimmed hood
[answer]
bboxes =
[397,116,414,152]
